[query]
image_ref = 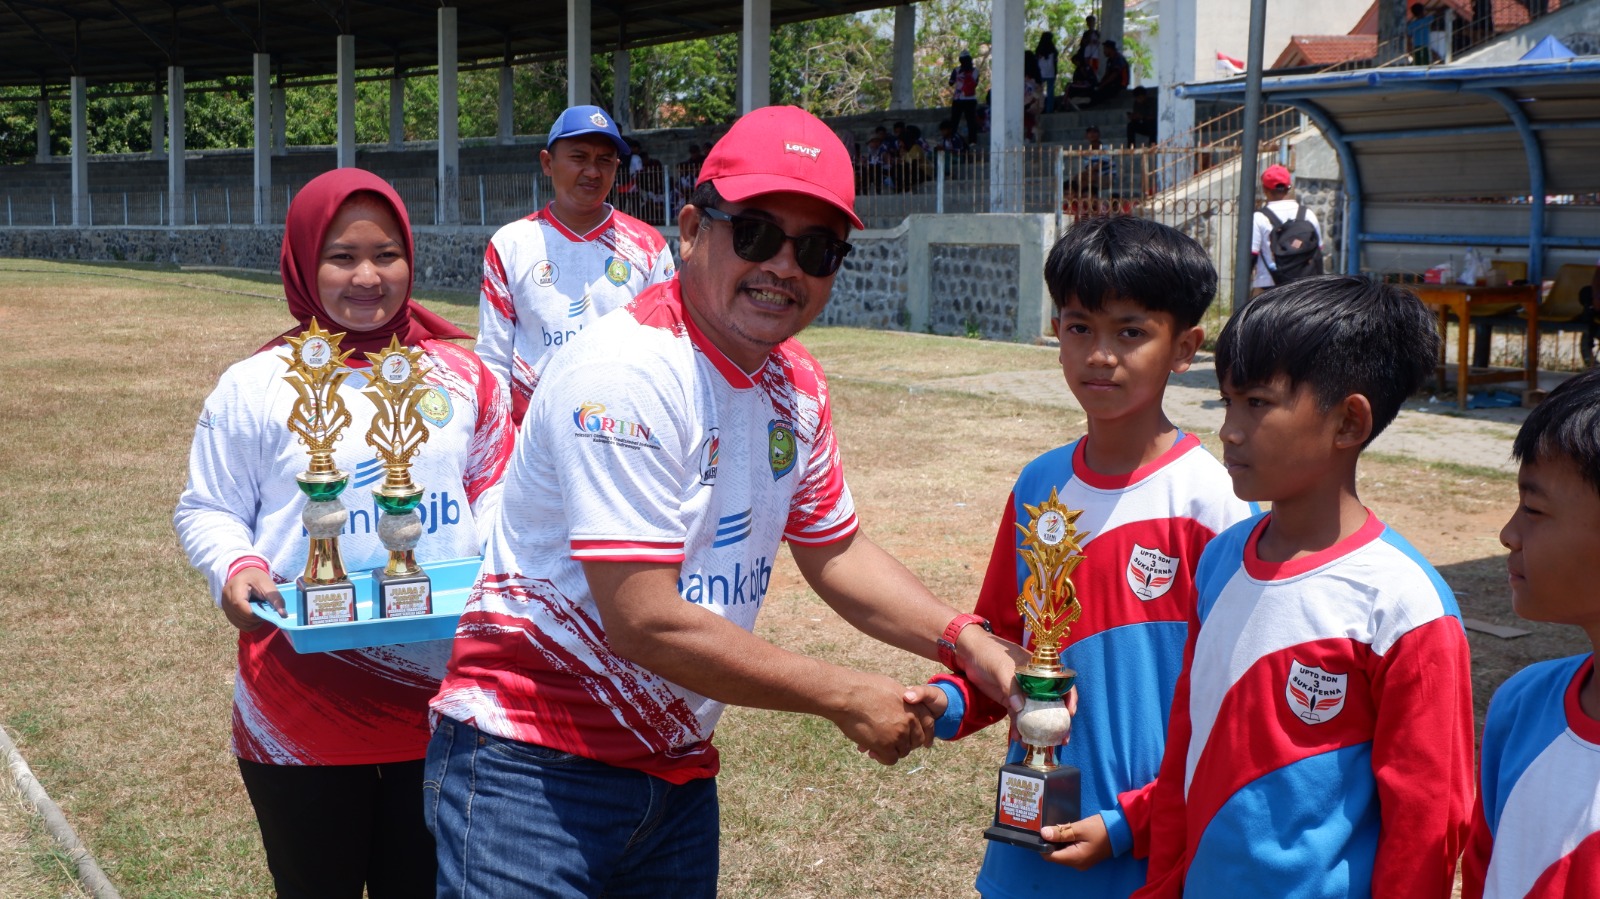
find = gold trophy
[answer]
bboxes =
[362,336,433,619]
[282,320,358,626]
[984,487,1088,850]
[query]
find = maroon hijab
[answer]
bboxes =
[260,168,468,358]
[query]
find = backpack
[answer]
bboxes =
[1261,203,1323,284]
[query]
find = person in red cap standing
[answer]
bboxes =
[1251,164,1324,293]
[424,106,1027,899]
[475,105,676,424]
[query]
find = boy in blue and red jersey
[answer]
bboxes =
[1463,366,1600,898]
[927,216,1255,899]
[1124,277,1474,898]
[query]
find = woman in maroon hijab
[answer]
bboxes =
[175,169,512,898]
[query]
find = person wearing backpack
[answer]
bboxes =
[1251,164,1324,292]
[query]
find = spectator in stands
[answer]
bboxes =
[891,120,910,154]
[1085,40,1130,107]
[1067,125,1117,197]
[950,51,982,148]
[861,131,896,194]
[897,125,932,191]
[1409,4,1437,64]
[937,120,966,153]
[1036,32,1060,113]
[676,143,705,199]
[1073,15,1103,81]
[1024,51,1045,143]
[1127,86,1158,145]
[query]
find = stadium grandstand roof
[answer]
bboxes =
[0,0,901,89]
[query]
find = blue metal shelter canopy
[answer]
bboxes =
[1176,59,1600,283]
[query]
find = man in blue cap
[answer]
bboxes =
[475,105,675,422]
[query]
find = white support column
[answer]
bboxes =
[567,0,591,107]
[740,0,771,113]
[167,66,186,226]
[389,71,406,149]
[990,0,1023,212]
[272,81,287,153]
[337,34,356,169]
[1101,0,1126,52]
[438,7,461,225]
[253,52,272,225]
[150,85,166,160]
[498,64,516,144]
[1156,0,1196,147]
[613,49,631,131]
[892,5,916,110]
[70,76,88,225]
[35,94,50,162]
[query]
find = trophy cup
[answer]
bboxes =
[281,320,358,626]
[984,487,1089,850]
[362,336,433,619]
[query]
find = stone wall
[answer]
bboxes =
[926,244,1022,338]
[821,230,910,330]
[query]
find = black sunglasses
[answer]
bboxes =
[697,206,854,278]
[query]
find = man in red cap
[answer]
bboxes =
[425,105,1026,898]
[1250,163,1323,292]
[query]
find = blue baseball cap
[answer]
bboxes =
[546,105,630,156]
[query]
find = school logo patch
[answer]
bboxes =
[1286,660,1347,725]
[417,386,452,426]
[699,429,720,485]
[605,256,631,285]
[768,419,796,480]
[1126,544,1178,601]
[533,260,558,287]
[589,111,609,128]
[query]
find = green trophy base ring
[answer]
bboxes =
[1016,666,1077,702]
[296,471,350,502]
[374,488,425,515]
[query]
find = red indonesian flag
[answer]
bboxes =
[1216,51,1246,74]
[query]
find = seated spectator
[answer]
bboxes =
[860,132,896,194]
[897,125,932,191]
[1084,40,1129,107]
[1067,125,1116,196]
[1024,51,1044,143]
[937,120,966,153]
[675,143,705,198]
[1127,86,1157,145]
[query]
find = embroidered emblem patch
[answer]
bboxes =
[605,256,631,285]
[768,420,796,480]
[1286,660,1347,725]
[1126,544,1178,601]
[533,260,558,287]
[589,111,609,128]
[417,386,452,426]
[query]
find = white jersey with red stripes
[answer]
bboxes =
[475,203,673,419]
[1136,511,1474,899]
[433,278,857,784]
[174,339,512,765]
[1464,654,1600,898]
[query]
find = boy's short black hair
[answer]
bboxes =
[1215,276,1439,446]
[1044,216,1217,329]
[1512,366,1600,493]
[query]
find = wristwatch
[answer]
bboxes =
[937,613,993,671]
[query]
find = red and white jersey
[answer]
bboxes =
[1136,511,1474,899]
[434,279,857,784]
[1464,654,1600,898]
[174,340,512,765]
[475,204,673,420]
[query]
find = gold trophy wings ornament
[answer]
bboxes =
[281,320,358,626]
[362,336,434,619]
[984,487,1090,850]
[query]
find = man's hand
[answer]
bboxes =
[220,568,284,632]
[830,675,937,766]
[955,628,1031,715]
[1040,813,1113,869]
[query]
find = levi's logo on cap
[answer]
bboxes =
[589,112,608,127]
[784,141,821,161]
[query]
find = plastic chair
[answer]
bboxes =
[1490,259,1528,283]
[1528,263,1594,323]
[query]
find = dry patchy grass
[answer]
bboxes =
[0,260,1586,897]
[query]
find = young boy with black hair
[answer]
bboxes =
[927,216,1255,899]
[1463,366,1600,897]
[1125,277,1474,898]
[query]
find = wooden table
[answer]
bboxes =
[1410,284,1539,410]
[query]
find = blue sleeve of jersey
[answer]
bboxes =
[1100,803,1133,856]
[932,681,966,741]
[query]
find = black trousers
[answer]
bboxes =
[238,757,436,899]
[951,98,981,146]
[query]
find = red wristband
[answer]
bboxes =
[937,613,993,671]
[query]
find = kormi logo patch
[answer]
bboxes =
[784,142,821,160]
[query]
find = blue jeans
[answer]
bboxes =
[424,716,719,899]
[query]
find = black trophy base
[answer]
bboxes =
[298,577,357,626]
[983,761,1081,851]
[374,569,432,619]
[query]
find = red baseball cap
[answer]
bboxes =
[696,106,864,229]
[1261,164,1293,190]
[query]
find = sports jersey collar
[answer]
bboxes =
[1242,508,1383,581]
[1070,432,1198,491]
[538,202,616,242]
[645,280,762,389]
[1565,655,1600,743]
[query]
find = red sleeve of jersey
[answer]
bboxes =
[1130,601,1199,898]
[1369,616,1474,899]
[481,240,514,319]
[1460,791,1492,899]
[934,493,1024,741]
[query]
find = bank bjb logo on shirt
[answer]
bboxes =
[768,420,796,480]
[533,260,558,287]
[1126,544,1178,600]
[1286,660,1347,724]
[604,256,631,285]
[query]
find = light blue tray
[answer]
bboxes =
[251,556,483,653]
